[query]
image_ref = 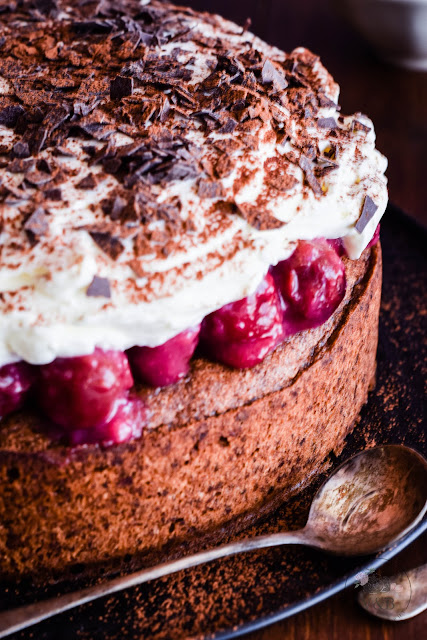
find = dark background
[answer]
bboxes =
[185,0,427,227]
[184,2,427,638]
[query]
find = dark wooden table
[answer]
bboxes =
[184,1,427,637]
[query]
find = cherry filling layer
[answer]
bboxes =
[0,231,379,446]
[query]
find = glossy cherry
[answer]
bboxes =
[0,362,35,420]
[327,238,346,256]
[128,325,201,387]
[38,348,134,430]
[66,394,147,447]
[273,238,346,333]
[200,272,284,369]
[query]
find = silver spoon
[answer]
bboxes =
[358,562,427,621]
[1,444,426,638]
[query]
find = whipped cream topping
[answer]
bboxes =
[0,0,388,366]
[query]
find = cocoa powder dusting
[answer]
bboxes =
[0,0,367,274]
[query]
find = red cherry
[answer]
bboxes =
[327,238,346,256]
[129,326,200,387]
[200,273,284,369]
[67,394,148,447]
[38,348,133,430]
[0,362,35,419]
[273,238,346,332]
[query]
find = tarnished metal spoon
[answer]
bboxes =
[1,444,426,638]
[358,562,427,621]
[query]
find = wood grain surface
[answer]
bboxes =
[184,1,427,637]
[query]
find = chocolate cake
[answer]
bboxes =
[0,245,381,581]
[0,0,387,582]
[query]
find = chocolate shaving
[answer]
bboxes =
[218,118,238,134]
[242,17,252,34]
[356,196,378,233]
[352,119,371,134]
[89,231,125,260]
[133,232,153,259]
[216,55,245,77]
[317,117,338,129]
[159,96,171,123]
[86,275,111,298]
[318,94,339,110]
[314,157,338,177]
[74,99,100,117]
[8,158,34,174]
[0,105,24,128]
[301,144,316,160]
[215,154,234,179]
[110,76,134,100]
[128,258,145,277]
[44,187,62,200]
[24,207,49,238]
[2,182,29,202]
[261,59,288,91]
[193,110,221,124]
[34,0,58,16]
[43,104,70,133]
[101,195,127,221]
[103,157,122,175]
[120,60,145,79]
[72,20,115,35]
[197,180,225,199]
[299,155,323,196]
[12,141,31,159]
[264,156,298,192]
[76,173,97,189]
[55,143,76,157]
[36,158,52,174]
[29,127,48,155]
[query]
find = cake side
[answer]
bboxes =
[0,244,381,581]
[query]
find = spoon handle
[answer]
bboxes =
[0,530,307,638]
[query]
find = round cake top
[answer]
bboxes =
[0,0,387,365]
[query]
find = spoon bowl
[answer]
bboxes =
[306,444,427,555]
[358,562,427,621]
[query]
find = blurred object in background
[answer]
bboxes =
[335,0,427,71]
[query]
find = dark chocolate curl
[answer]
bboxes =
[110,76,134,100]
[86,276,111,298]
[356,196,378,233]
[261,59,288,91]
